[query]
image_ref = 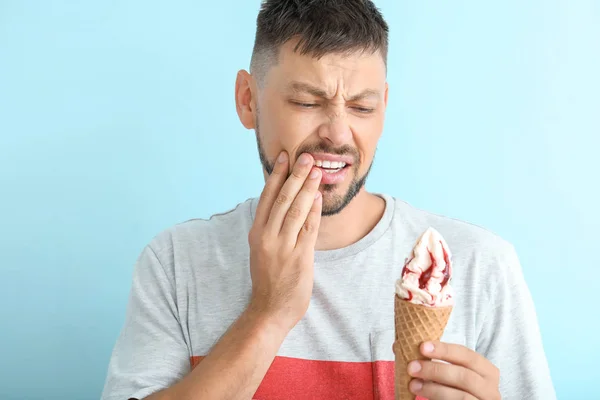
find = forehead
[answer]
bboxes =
[264,39,387,95]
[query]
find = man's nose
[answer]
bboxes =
[317,113,352,147]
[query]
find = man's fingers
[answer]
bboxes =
[254,151,289,228]
[409,379,477,400]
[296,188,322,247]
[420,341,497,379]
[266,153,314,233]
[280,166,322,239]
[408,360,487,399]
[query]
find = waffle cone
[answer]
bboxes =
[393,295,452,400]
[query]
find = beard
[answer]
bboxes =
[255,123,373,217]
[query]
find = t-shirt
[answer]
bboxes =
[101,195,556,400]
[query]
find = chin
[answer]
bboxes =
[318,168,368,216]
[319,188,353,217]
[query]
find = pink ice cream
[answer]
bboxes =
[395,227,454,307]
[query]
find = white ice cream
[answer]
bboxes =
[395,227,454,307]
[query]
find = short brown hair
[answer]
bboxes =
[250,0,389,84]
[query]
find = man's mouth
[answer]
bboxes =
[308,154,354,185]
[313,159,348,174]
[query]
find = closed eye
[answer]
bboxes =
[351,106,375,114]
[291,101,320,109]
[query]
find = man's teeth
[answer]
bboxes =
[314,160,347,169]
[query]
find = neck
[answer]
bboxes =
[315,189,386,251]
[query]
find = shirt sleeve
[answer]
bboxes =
[476,245,556,400]
[101,245,190,400]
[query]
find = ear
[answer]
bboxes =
[235,69,257,130]
[384,81,389,108]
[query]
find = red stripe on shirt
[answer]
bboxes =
[190,355,427,400]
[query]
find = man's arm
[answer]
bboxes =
[100,244,192,400]
[105,251,288,400]
[145,152,322,400]
[101,151,323,400]
[145,306,285,400]
[476,244,556,399]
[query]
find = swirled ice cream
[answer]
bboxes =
[395,227,454,307]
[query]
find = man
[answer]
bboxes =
[102,1,556,399]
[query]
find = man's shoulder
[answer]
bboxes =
[392,196,516,261]
[147,198,255,258]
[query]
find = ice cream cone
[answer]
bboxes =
[393,294,453,400]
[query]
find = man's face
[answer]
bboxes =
[253,41,388,215]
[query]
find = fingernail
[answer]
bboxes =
[410,379,423,393]
[278,152,288,163]
[408,361,421,374]
[299,154,311,165]
[314,190,322,199]
[423,342,435,354]
[309,169,320,179]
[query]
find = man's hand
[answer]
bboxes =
[248,151,322,333]
[143,152,322,400]
[408,341,501,400]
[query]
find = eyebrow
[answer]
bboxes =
[286,81,381,102]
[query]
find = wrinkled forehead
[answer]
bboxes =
[264,39,387,97]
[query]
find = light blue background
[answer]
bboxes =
[1,1,598,399]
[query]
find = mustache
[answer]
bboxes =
[294,143,360,163]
